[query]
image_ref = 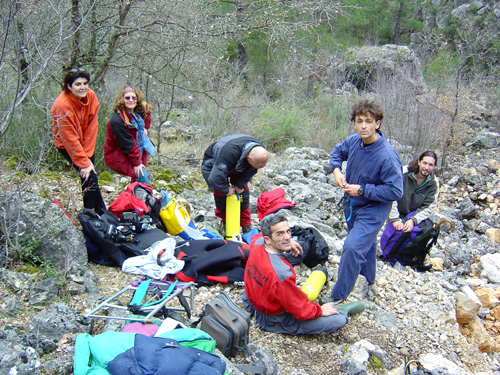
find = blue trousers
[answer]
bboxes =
[331,202,391,300]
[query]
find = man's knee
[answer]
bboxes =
[241,189,250,211]
[214,194,227,212]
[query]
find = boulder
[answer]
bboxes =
[29,303,90,342]
[340,44,426,93]
[475,288,500,308]
[0,191,87,272]
[456,286,481,324]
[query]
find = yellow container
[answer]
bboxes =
[301,266,328,302]
[225,194,241,240]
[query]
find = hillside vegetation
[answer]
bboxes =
[1,0,499,169]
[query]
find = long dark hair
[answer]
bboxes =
[408,151,437,173]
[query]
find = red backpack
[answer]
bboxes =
[108,182,161,221]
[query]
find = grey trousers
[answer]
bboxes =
[242,292,348,336]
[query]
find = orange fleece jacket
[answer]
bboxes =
[51,89,99,169]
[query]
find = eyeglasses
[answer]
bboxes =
[124,96,137,101]
[69,67,86,73]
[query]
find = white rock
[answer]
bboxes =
[420,353,463,374]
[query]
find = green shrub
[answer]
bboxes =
[99,171,114,184]
[39,170,62,181]
[424,49,460,91]
[254,106,306,152]
[5,156,19,169]
[153,169,193,194]
[155,169,176,182]
[369,356,383,369]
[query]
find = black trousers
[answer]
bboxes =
[57,148,106,212]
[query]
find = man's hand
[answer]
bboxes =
[134,164,147,178]
[333,168,346,188]
[321,302,340,317]
[344,183,362,197]
[227,186,236,196]
[80,162,95,181]
[393,221,404,231]
[289,239,303,257]
[234,186,245,194]
[402,219,414,233]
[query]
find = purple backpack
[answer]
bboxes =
[380,213,437,268]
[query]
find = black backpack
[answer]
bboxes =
[78,209,167,266]
[286,225,329,268]
[381,219,453,270]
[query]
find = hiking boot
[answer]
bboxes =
[319,296,345,305]
[242,225,253,234]
[336,301,366,316]
[415,264,432,272]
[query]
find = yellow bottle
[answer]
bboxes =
[301,266,328,302]
[225,194,241,240]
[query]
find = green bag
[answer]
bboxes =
[157,327,216,354]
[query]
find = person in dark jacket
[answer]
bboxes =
[381,151,439,271]
[387,151,439,232]
[104,86,155,184]
[321,100,403,305]
[201,134,269,232]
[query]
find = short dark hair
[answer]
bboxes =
[350,100,384,124]
[62,67,91,93]
[260,213,288,238]
[408,151,438,173]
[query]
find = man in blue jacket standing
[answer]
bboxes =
[321,100,403,304]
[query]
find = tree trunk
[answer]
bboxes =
[69,0,81,68]
[393,1,404,45]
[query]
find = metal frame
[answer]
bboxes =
[83,279,195,324]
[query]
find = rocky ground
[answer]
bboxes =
[1,118,500,375]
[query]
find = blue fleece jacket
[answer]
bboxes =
[329,131,403,207]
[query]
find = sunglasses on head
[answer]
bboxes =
[124,96,137,101]
[69,67,86,73]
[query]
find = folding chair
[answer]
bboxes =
[83,278,195,324]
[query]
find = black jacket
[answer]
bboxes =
[388,167,439,225]
[201,134,263,194]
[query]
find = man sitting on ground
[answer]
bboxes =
[242,213,364,335]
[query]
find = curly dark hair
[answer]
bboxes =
[62,67,90,93]
[350,100,384,125]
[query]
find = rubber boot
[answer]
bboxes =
[336,301,366,316]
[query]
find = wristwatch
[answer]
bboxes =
[358,187,363,196]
